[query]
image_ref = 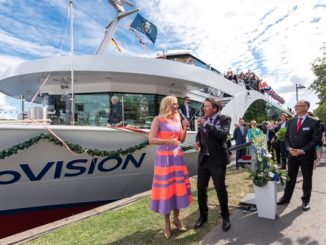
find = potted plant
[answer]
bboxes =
[249,134,288,219]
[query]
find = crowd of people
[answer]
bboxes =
[224,68,286,105]
[148,95,324,239]
[224,69,265,92]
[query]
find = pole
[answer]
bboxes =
[20,95,24,120]
[96,9,139,55]
[296,84,298,102]
[70,0,75,125]
[121,96,125,127]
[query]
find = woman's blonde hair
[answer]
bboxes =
[280,113,289,121]
[159,96,180,119]
[250,120,257,127]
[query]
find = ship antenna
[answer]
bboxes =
[96,1,139,54]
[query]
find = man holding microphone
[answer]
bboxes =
[193,97,231,232]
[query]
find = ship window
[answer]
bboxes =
[243,99,291,124]
[75,94,110,126]
[111,93,157,128]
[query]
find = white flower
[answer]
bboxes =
[266,153,272,158]
[268,172,275,178]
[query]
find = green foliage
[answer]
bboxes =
[313,101,326,123]
[0,133,149,160]
[0,134,194,160]
[276,127,287,141]
[310,43,326,104]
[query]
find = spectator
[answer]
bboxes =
[108,96,122,125]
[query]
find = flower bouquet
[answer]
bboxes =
[250,134,288,187]
[276,127,287,141]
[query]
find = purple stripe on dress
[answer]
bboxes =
[152,179,189,188]
[153,171,188,181]
[154,155,185,167]
[157,144,181,151]
[151,194,192,215]
[159,120,180,132]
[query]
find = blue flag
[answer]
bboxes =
[130,13,157,44]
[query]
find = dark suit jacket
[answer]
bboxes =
[108,101,122,124]
[233,127,248,145]
[196,114,231,166]
[266,128,276,143]
[179,104,193,119]
[285,116,321,157]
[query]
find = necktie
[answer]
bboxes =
[297,118,303,132]
[209,117,213,123]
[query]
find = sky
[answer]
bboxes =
[0,0,325,119]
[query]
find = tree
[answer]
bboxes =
[313,101,326,123]
[310,43,326,104]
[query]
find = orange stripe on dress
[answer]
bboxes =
[154,165,188,176]
[158,131,179,139]
[151,184,190,200]
[152,176,186,185]
[157,151,183,156]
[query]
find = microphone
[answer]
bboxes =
[178,109,190,129]
[178,109,187,121]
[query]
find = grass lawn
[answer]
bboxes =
[26,167,252,245]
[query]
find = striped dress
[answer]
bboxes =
[150,117,193,215]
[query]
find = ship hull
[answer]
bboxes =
[0,125,198,238]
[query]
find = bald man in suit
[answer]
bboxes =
[277,100,321,211]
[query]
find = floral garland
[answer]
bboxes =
[0,133,194,160]
[0,133,149,160]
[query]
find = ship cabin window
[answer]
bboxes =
[163,54,221,74]
[243,99,291,124]
[47,93,204,128]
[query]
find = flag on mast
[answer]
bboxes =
[130,13,157,44]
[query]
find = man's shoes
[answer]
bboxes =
[194,216,207,229]
[222,217,231,232]
[302,201,310,211]
[277,197,290,205]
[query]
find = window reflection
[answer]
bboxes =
[243,99,291,124]
[47,93,206,128]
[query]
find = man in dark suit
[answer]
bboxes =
[233,118,248,169]
[194,97,231,232]
[265,121,277,160]
[179,96,194,130]
[277,100,321,211]
[108,96,122,125]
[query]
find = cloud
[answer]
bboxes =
[0,0,325,112]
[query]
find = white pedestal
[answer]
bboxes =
[254,181,277,219]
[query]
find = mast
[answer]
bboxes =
[96,1,139,54]
[69,0,75,125]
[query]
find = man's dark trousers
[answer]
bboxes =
[197,155,229,218]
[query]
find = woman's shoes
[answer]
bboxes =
[163,229,172,239]
[172,218,188,232]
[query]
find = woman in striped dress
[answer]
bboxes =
[149,96,193,239]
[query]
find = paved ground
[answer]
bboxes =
[200,158,326,245]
